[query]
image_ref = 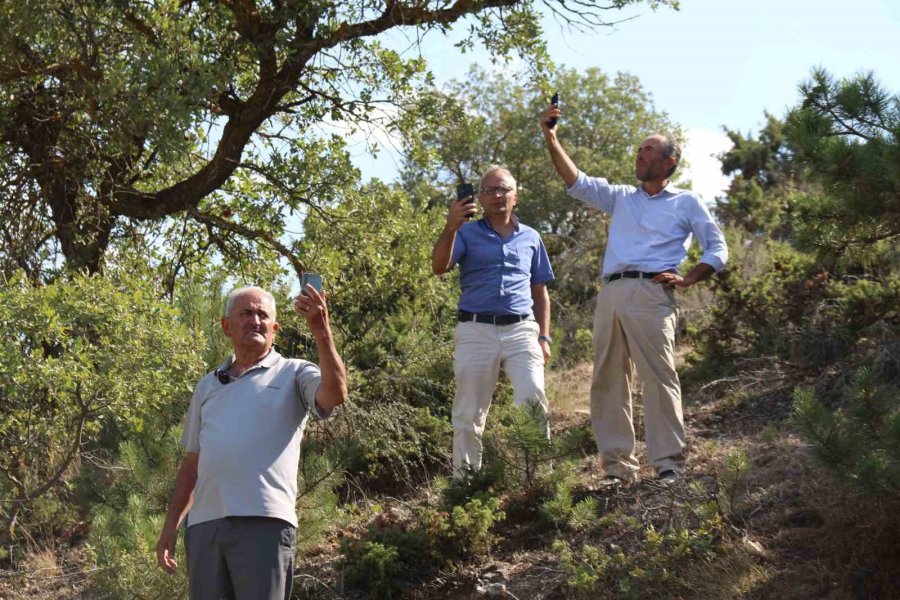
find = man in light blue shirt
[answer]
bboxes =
[540,105,728,486]
[432,166,555,474]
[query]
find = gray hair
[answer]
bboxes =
[657,133,681,178]
[224,286,277,318]
[480,165,517,192]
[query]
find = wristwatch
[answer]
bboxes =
[538,335,553,344]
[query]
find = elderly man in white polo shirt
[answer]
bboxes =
[155,284,347,599]
[540,105,728,486]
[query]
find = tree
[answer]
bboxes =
[289,181,457,485]
[785,68,900,269]
[0,0,676,279]
[0,271,203,540]
[716,113,808,237]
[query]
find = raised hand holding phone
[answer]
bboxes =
[546,91,560,128]
[294,272,331,334]
[299,272,323,296]
[455,182,477,221]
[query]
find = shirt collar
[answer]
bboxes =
[480,214,520,234]
[219,348,282,373]
[640,181,680,198]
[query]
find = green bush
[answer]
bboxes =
[90,494,188,599]
[553,509,724,599]
[538,462,598,531]
[339,401,451,490]
[421,496,505,563]
[341,496,505,596]
[793,368,900,497]
[0,271,203,543]
[483,402,553,488]
[341,540,407,600]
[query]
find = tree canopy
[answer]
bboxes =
[0,0,676,280]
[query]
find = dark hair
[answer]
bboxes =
[658,133,681,178]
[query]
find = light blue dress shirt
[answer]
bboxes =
[567,171,728,276]
[450,217,555,315]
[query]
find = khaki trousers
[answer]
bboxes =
[590,278,686,480]
[452,319,550,473]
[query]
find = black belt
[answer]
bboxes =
[458,310,532,325]
[603,270,676,283]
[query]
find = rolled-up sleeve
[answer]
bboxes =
[566,171,619,214]
[688,197,728,272]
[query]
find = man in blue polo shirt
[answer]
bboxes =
[432,165,555,474]
[540,105,728,486]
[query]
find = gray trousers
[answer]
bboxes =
[185,516,295,600]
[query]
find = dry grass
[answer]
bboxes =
[546,361,593,420]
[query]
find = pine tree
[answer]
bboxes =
[785,69,900,269]
[793,368,900,497]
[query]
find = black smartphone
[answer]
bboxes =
[299,272,323,296]
[456,182,476,219]
[547,91,559,128]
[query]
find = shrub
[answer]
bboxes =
[421,496,505,563]
[90,494,188,599]
[793,368,900,497]
[341,496,505,596]
[341,540,406,600]
[538,462,598,531]
[717,448,751,519]
[0,271,203,543]
[338,401,451,491]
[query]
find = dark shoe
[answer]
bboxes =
[599,475,623,487]
[657,469,680,484]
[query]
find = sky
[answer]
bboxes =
[349,0,900,203]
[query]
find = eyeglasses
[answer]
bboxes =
[480,185,515,196]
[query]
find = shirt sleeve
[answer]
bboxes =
[294,361,327,419]
[530,234,555,284]
[566,171,620,214]
[687,195,729,272]
[449,225,467,268]
[179,379,205,453]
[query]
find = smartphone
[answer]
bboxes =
[547,91,559,128]
[456,182,475,203]
[456,182,476,219]
[299,272,323,296]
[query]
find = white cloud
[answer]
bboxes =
[318,104,406,182]
[680,127,733,204]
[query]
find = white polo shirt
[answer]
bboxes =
[180,350,326,528]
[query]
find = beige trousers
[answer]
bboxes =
[590,278,686,480]
[452,319,550,473]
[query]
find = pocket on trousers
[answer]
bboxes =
[280,525,296,550]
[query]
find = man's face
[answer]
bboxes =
[635,136,674,182]
[478,171,518,217]
[221,290,279,355]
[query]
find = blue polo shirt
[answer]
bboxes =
[450,217,554,316]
